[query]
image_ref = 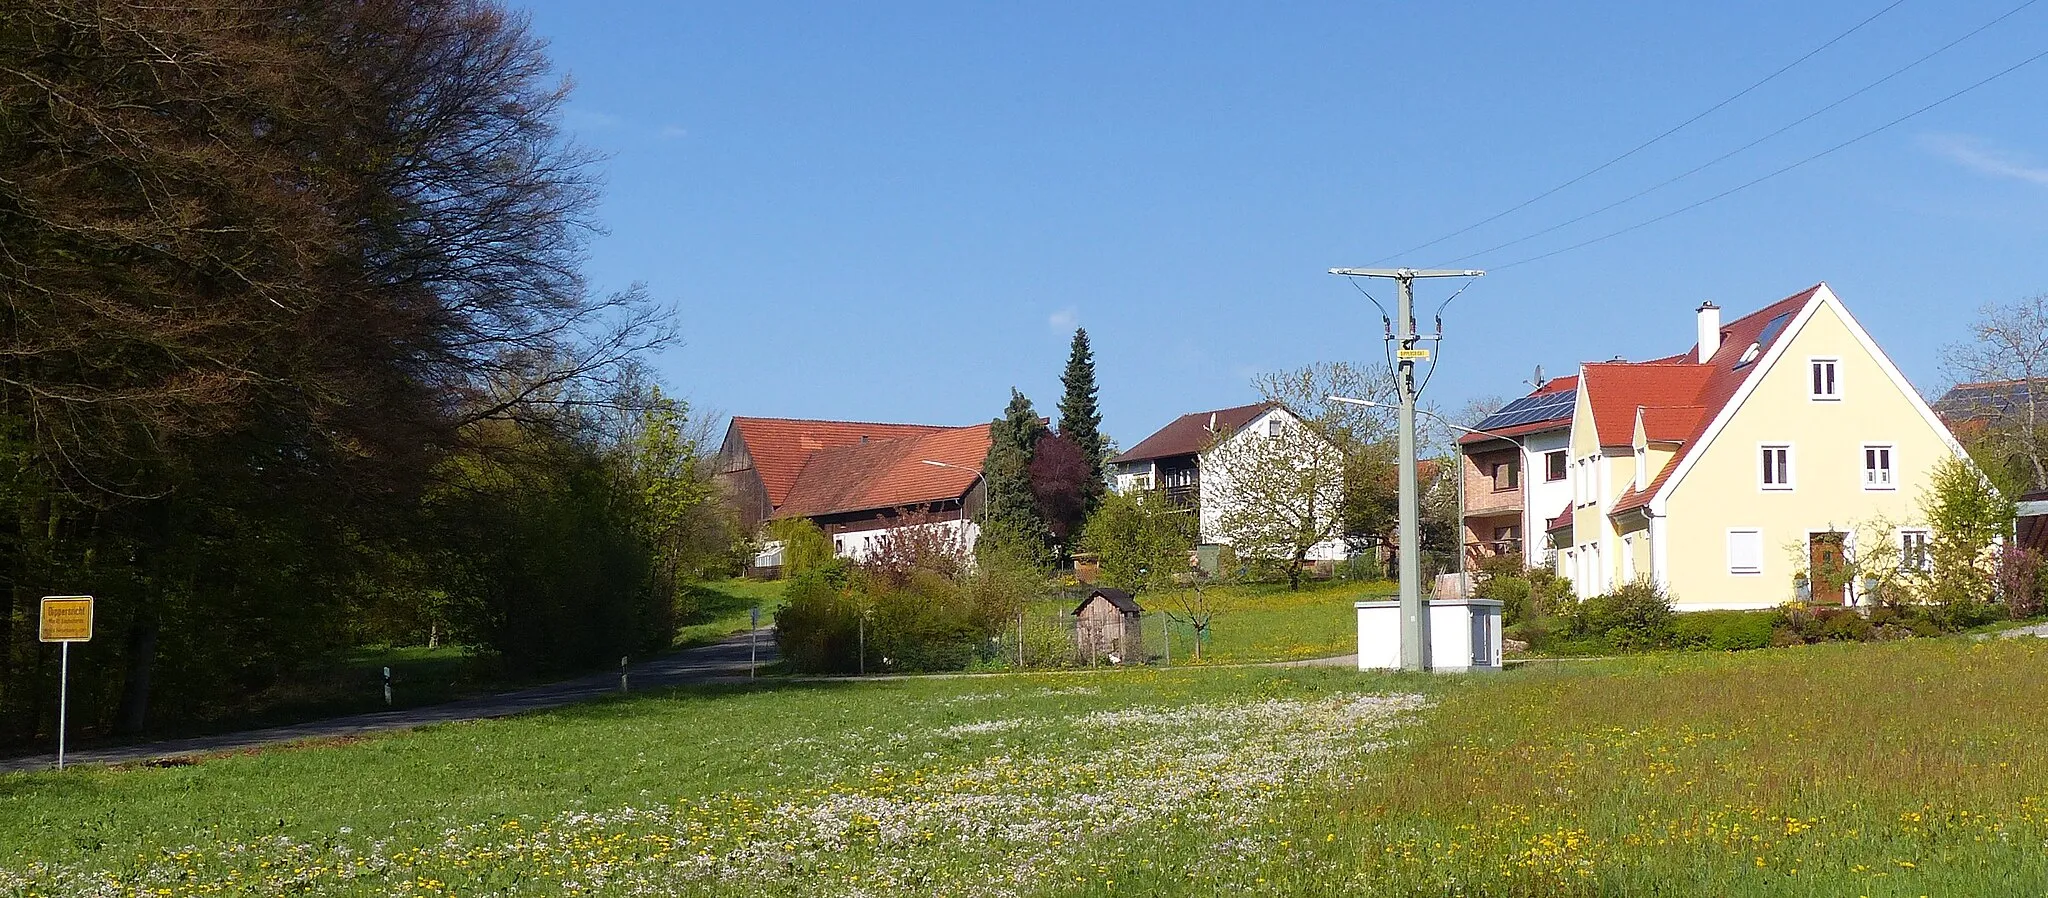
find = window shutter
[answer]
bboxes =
[1728,530,1763,574]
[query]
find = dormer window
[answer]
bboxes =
[1810,359,1840,400]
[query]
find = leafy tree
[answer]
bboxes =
[1252,362,1399,552]
[1916,455,2014,609]
[423,422,670,676]
[1057,328,1107,512]
[1029,433,1095,545]
[0,0,672,741]
[765,519,835,578]
[1202,412,1346,590]
[980,389,1050,564]
[1077,491,1196,592]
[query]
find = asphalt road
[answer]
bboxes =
[0,627,779,774]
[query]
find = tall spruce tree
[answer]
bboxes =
[981,389,1051,563]
[1057,328,1108,511]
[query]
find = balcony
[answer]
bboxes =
[1162,483,1198,510]
[1465,537,1522,562]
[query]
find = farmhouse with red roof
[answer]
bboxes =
[715,416,990,567]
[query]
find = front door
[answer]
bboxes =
[1809,532,1848,605]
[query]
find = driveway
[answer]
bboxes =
[1,627,778,774]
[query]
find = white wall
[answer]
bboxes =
[1518,429,1572,565]
[829,518,980,562]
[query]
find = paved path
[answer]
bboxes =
[1998,621,2048,639]
[1,628,779,774]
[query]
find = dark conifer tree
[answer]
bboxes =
[1056,328,1107,512]
[980,389,1051,562]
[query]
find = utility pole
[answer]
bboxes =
[1328,268,1483,671]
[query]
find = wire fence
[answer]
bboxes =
[990,609,1222,670]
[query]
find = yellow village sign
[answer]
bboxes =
[39,596,94,643]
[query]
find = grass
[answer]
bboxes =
[1027,577,1395,665]
[6,635,2046,896]
[1285,636,2048,895]
[674,578,784,648]
[0,666,1427,897]
[1186,577,1394,662]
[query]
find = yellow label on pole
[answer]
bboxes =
[1397,348,1432,360]
[39,596,93,643]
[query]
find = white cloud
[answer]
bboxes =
[1048,308,1078,331]
[563,109,621,130]
[1923,133,2048,187]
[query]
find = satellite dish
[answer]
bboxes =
[1528,365,1547,389]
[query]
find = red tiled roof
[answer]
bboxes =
[1112,402,1276,464]
[1607,286,1823,514]
[1534,374,1579,395]
[731,417,952,508]
[772,423,993,519]
[1638,405,1707,443]
[1581,363,1712,447]
[1545,504,1572,532]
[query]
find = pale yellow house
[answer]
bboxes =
[1549,284,1962,609]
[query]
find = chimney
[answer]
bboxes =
[1696,301,1721,363]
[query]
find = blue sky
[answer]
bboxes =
[519,0,2048,447]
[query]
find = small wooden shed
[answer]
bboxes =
[1074,588,1143,664]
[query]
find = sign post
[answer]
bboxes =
[39,596,94,770]
[749,605,760,679]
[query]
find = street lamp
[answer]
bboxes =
[921,459,988,527]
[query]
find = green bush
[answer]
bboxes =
[1668,610,1776,651]
[774,560,1017,674]
[1472,553,1533,625]
[1569,578,1675,649]
[866,570,996,672]
[773,563,862,673]
[1525,567,1574,618]
[1482,576,1534,625]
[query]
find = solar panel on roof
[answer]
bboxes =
[1474,388,1576,432]
[1756,312,1793,348]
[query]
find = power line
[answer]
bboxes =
[1433,0,2041,267]
[1364,0,1909,266]
[1490,44,2048,272]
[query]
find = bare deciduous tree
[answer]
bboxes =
[1943,294,2048,490]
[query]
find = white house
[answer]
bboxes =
[1111,402,1347,564]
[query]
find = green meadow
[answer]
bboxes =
[5,636,2046,896]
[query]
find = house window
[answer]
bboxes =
[1492,458,1520,491]
[1900,529,1930,572]
[1760,444,1793,490]
[1545,450,1567,482]
[1810,359,1840,400]
[1727,528,1763,575]
[1268,418,1283,437]
[1863,444,1895,490]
